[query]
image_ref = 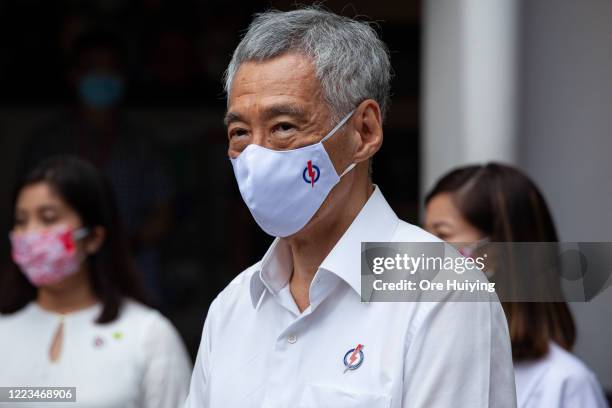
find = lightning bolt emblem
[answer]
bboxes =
[343,344,364,373]
[307,160,315,187]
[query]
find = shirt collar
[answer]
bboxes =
[249,237,293,308]
[249,186,400,308]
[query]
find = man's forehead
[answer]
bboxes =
[224,99,312,126]
[228,53,319,103]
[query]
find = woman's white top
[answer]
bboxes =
[514,342,608,407]
[0,300,192,408]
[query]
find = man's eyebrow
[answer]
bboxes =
[224,111,243,127]
[261,104,308,121]
[224,104,308,127]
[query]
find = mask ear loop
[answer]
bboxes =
[320,109,356,143]
[321,109,357,177]
[72,228,89,241]
[72,228,91,259]
[339,163,356,177]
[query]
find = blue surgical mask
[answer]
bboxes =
[78,73,124,109]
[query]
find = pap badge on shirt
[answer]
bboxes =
[343,344,364,373]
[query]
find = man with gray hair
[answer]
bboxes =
[185,7,516,407]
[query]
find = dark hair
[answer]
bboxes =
[425,162,576,361]
[0,155,151,323]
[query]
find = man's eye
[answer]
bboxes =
[273,123,296,133]
[229,128,248,138]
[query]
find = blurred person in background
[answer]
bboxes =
[0,156,191,407]
[19,27,174,303]
[424,163,608,408]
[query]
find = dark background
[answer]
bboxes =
[0,0,421,359]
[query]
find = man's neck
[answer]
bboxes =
[286,181,374,312]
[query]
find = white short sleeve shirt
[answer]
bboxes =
[185,187,517,408]
[0,299,192,408]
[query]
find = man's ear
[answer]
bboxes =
[351,99,383,163]
[84,226,106,255]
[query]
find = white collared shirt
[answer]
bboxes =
[185,187,517,408]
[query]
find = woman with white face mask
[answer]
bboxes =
[424,163,608,408]
[0,156,191,408]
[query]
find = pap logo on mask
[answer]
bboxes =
[303,160,320,187]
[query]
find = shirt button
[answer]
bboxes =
[287,335,297,344]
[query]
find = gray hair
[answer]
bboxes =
[224,6,392,121]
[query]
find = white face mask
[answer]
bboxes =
[230,110,356,237]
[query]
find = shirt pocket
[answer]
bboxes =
[298,383,391,408]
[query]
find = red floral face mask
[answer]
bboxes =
[9,225,89,287]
